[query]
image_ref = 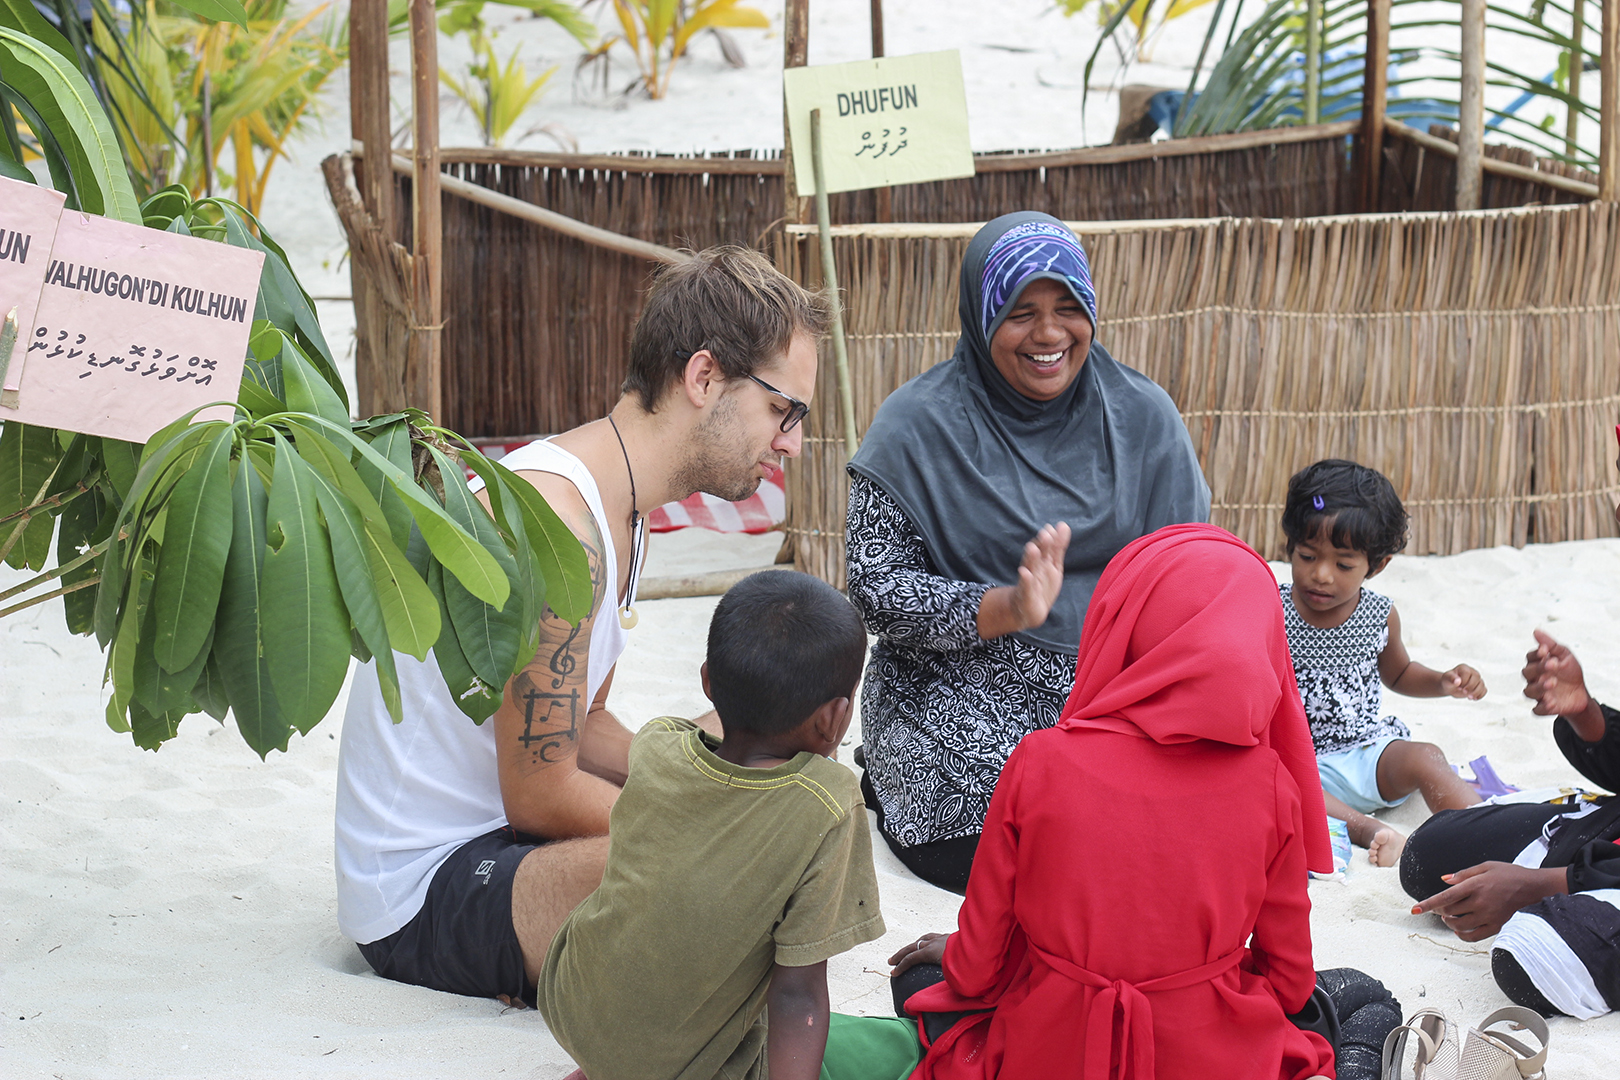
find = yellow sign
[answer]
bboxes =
[783,50,974,195]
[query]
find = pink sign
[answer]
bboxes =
[1,210,263,443]
[0,176,67,404]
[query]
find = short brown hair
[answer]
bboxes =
[623,246,831,411]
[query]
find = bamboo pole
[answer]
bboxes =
[1304,0,1322,124]
[1385,119,1601,197]
[1360,0,1389,210]
[1568,0,1585,159]
[386,152,693,264]
[1602,0,1619,200]
[201,74,214,197]
[871,0,891,222]
[811,109,859,460]
[350,0,394,230]
[783,0,810,226]
[1457,0,1486,209]
[974,119,1360,170]
[408,0,442,419]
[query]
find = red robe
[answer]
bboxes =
[908,524,1334,1080]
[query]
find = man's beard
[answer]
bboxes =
[670,395,766,503]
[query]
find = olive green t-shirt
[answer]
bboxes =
[538,717,884,1080]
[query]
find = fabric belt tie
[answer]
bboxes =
[1028,941,1245,1080]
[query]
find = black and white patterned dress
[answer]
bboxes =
[845,475,1074,847]
[1279,583,1410,755]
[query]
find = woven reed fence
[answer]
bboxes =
[1379,126,1601,213]
[334,130,1355,436]
[779,203,1620,585]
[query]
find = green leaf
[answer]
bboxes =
[57,484,105,635]
[192,651,230,722]
[279,335,350,426]
[0,27,140,223]
[307,464,402,723]
[429,447,521,689]
[296,416,510,609]
[134,602,211,717]
[100,438,138,500]
[150,425,235,672]
[164,0,249,28]
[359,515,440,662]
[426,559,502,724]
[285,420,389,533]
[237,378,286,419]
[486,455,592,623]
[357,419,413,550]
[0,0,80,66]
[214,450,287,757]
[0,420,61,570]
[128,699,184,751]
[260,434,350,736]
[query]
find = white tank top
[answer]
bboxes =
[334,440,640,944]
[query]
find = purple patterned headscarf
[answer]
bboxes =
[979,219,1098,339]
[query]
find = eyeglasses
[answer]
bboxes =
[745,372,810,433]
[676,349,809,433]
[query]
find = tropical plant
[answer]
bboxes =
[1059,0,1219,64]
[93,0,346,213]
[442,37,559,147]
[0,17,590,758]
[581,0,768,100]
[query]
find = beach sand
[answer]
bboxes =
[6,530,1620,1077]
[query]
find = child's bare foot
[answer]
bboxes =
[1366,827,1407,868]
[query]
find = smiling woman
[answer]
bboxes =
[844,212,1212,892]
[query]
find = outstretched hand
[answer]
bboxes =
[1411,862,1567,942]
[889,933,951,978]
[1522,629,1590,717]
[1441,664,1486,700]
[1007,523,1071,631]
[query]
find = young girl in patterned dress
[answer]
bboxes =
[1281,460,1488,867]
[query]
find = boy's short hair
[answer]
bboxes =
[706,571,867,737]
[1281,459,1409,564]
[623,246,832,412]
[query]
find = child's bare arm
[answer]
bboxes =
[766,961,830,1080]
[1378,607,1486,700]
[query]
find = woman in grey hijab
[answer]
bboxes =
[846,211,1210,892]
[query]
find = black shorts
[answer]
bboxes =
[357,825,545,1002]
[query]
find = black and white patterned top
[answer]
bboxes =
[845,474,1074,847]
[1279,583,1410,756]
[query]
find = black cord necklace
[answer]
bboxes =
[606,413,642,630]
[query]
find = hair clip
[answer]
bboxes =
[1312,495,1326,511]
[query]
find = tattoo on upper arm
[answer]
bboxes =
[513,509,606,767]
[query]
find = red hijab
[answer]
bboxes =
[1058,523,1332,874]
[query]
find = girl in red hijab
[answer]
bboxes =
[888,524,1394,1080]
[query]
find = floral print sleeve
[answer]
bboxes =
[845,473,990,653]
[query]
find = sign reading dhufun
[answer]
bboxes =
[783,50,974,195]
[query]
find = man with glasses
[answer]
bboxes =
[335,246,831,1005]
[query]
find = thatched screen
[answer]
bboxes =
[1379,125,1601,213]
[348,129,1356,437]
[779,203,1620,585]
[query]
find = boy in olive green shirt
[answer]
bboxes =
[539,572,888,1080]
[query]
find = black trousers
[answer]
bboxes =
[891,964,1401,1080]
[1397,802,1565,901]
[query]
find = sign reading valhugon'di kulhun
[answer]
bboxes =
[2,210,264,444]
[783,50,974,195]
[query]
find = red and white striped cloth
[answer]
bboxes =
[469,440,785,535]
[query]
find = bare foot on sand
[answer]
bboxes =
[1366,827,1407,868]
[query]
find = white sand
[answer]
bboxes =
[6,1,1618,1074]
[6,534,1620,1077]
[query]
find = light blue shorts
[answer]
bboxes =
[1317,735,1413,815]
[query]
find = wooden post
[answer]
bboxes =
[782,0,810,226]
[201,74,214,198]
[1304,0,1322,124]
[1359,0,1389,212]
[1457,0,1486,210]
[1601,0,1619,199]
[409,0,442,419]
[871,0,892,222]
[350,0,394,233]
[1568,0,1585,159]
[811,110,859,460]
[870,0,884,58]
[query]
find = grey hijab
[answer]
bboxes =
[848,211,1210,654]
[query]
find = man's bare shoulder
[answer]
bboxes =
[509,468,593,535]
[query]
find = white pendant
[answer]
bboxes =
[618,605,639,630]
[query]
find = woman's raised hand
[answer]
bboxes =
[1009,523,1072,630]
